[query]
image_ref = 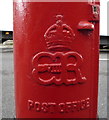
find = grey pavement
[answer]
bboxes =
[2,51,15,118]
[98,53,108,118]
[1,50,108,118]
[0,49,2,119]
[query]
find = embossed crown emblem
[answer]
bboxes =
[32,15,87,86]
[44,15,75,51]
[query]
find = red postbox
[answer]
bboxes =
[14,0,100,118]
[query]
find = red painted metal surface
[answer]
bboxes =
[77,21,94,30]
[14,1,100,118]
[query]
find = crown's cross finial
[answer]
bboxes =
[56,15,63,26]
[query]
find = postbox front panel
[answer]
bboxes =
[14,1,99,118]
